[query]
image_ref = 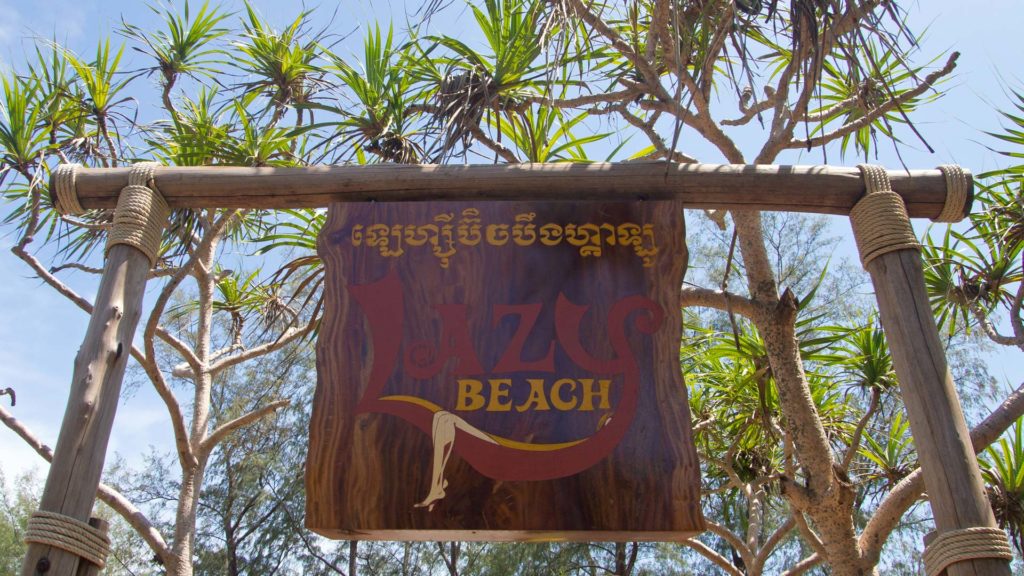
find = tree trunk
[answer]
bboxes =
[167,459,207,576]
[348,541,357,576]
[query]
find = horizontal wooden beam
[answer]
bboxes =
[55,162,971,219]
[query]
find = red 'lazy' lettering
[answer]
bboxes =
[402,297,657,379]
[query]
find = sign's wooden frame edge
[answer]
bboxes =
[308,529,704,543]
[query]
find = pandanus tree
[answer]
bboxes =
[0,1,1022,575]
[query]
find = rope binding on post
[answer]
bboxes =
[53,163,85,216]
[106,162,169,267]
[849,164,921,268]
[934,164,971,223]
[922,527,1014,576]
[23,510,111,569]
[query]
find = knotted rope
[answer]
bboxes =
[922,527,1014,576]
[24,510,110,569]
[850,164,921,267]
[106,162,169,266]
[53,163,85,216]
[934,164,971,223]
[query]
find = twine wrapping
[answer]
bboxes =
[934,164,971,223]
[850,164,921,268]
[24,510,110,569]
[53,163,85,216]
[106,162,169,266]
[922,527,1014,576]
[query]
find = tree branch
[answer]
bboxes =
[781,553,822,576]
[753,514,797,571]
[860,377,1024,563]
[786,52,959,151]
[199,399,290,456]
[704,518,753,569]
[469,125,520,163]
[49,261,104,275]
[680,286,760,318]
[207,321,316,377]
[841,386,881,471]
[0,405,171,563]
[721,89,778,127]
[683,537,743,576]
[971,305,1020,347]
[522,88,642,109]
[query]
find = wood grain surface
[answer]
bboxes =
[60,162,969,220]
[306,199,704,541]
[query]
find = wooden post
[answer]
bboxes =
[20,244,152,576]
[23,164,167,576]
[853,166,1011,576]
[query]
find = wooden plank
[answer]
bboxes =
[21,245,152,576]
[57,163,969,219]
[306,199,704,540]
[867,249,1011,576]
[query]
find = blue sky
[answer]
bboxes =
[1,0,1023,481]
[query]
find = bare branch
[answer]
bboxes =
[207,321,317,377]
[721,90,778,127]
[970,305,1020,347]
[199,399,290,455]
[683,537,743,576]
[129,344,194,469]
[841,387,881,471]
[49,261,104,275]
[468,125,520,163]
[680,286,760,318]
[59,214,111,231]
[0,405,171,562]
[522,88,642,109]
[562,0,663,92]
[793,510,828,559]
[11,245,94,313]
[781,553,822,576]
[705,519,753,569]
[753,515,797,571]
[608,104,698,163]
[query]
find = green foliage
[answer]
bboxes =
[812,42,942,159]
[858,413,915,489]
[982,89,1024,185]
[120,0,230,88]
[0,470,39,575]
[67,40,130,114]
[0,2,1016,575]
[234,1,324,117]
[981,417,1024,554]
[315,23,423,163]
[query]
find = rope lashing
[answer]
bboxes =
[23,510,110,569]
[106,162,169,266]
[53,163,85,216]
[934,164,971,223]
[850,164,921,267]
[922,527,1014,576]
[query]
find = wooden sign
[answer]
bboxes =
[306,199,704,541]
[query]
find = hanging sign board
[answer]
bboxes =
[306,199,704,541]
